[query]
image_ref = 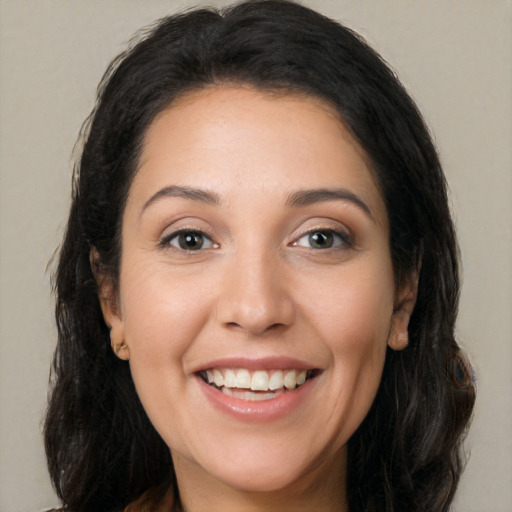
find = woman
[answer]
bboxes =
[44,1,475,511]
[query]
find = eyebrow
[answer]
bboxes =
[140,185,373,221]
[141,185,221,215]
[286,188,374,220]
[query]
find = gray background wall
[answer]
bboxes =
[1,1,510,510]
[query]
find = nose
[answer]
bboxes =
[216,250,295,336]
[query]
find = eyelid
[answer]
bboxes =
[159,227,219,250]
[291,225,354,249]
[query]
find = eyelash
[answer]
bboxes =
[159,229,217,251]
[292,228,354,250]
[159,228,353,252]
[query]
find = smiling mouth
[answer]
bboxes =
[198,368,320,401]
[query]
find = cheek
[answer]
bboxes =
[310,261,394,347]
[119,257,212,364]
[307,260,394,396]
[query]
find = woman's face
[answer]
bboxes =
[102,86,414,495]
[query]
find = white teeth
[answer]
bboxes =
[283,370,297,390]
[251,370,269,391]
[203,367,313,394]
[212,369,224,387]
[234,369,251,389]
[268,370,284,390]
[221,387,285,401]
[224,369,236,387]
[297,369,307,386]
[246,391,278,401]
[243,390,282,401]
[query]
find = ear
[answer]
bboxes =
[388,267,420,351]
[90,249,130,360]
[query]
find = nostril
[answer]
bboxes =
[216,289,295,335]
[223,321,285,335]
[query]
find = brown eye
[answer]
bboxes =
[167,231,214,251]
[309,231,334,249]
[294,230,352,250]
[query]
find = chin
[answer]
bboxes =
[212,462,312,493]
[187,438,340,495]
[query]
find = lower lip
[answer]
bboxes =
[196,375,317,422]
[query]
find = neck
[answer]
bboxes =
[173,450,348,512]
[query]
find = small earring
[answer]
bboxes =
[112,341,127,354]
[395,330,408,349]
[388,323,409,351]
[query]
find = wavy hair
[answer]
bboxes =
[44,1,475,511]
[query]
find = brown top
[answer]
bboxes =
[124,484,175,512]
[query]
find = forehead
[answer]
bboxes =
[131,85,387,224]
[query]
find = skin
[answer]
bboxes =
[99,86,417,512]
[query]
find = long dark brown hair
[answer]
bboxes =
[44,1,475,511]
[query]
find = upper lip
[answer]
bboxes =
[190,356,321,374]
